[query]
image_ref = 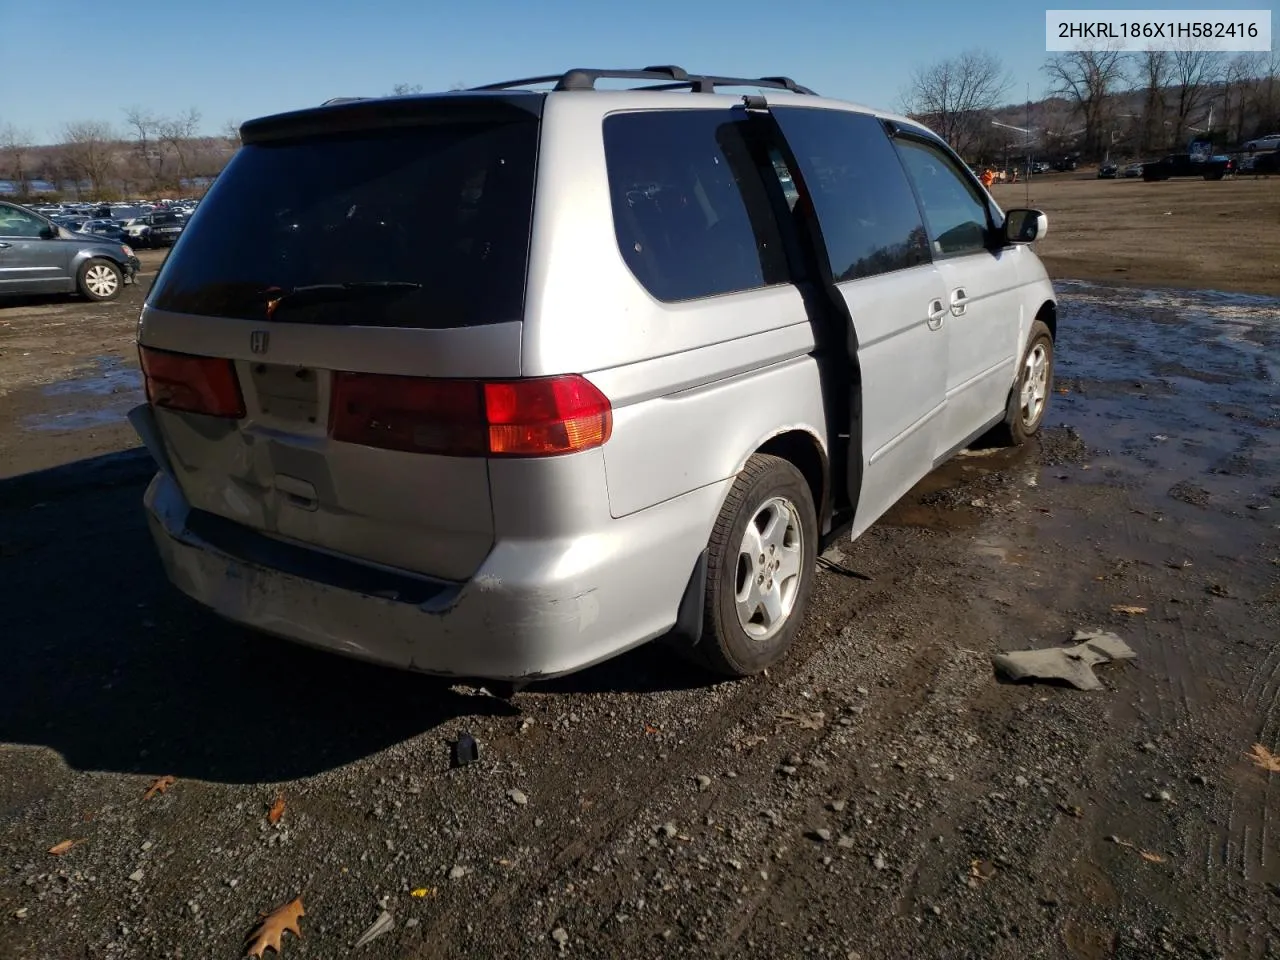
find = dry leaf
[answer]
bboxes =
[143,775,176,800]
[267,794,285,825]
[244,896,305,958]
[643,724,660,735]
[1111,605,1148,615]
[48,839,81,856]
[410,887,436,898]
[969,859,997,881]
[1140,850,1166,863]
[1247,743,1280,772]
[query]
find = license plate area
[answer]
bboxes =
[249,362,321,424]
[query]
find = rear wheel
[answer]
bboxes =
[77,258,123,302]
[694,454,817,677]
[988,320,1054,446]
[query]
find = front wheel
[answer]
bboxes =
[694,454,818,678]
[77,258,123,302]
[989,320,1054,446]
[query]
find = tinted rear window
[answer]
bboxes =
[150,121,538,328]
[603,109,790,302]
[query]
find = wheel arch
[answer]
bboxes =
[1035,299,1057,342]
[754,428,829,528]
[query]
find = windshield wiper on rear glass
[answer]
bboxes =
[262,281,423,319]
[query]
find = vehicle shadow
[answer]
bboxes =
[0,292,81,309]
[0,451,712,785]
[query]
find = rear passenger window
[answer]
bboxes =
[893,137,992,258]
[769,107,929,282]
[603,110,790,302]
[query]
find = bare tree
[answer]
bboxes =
[123,106,167,188]
[1135,50,1169,153]
[1220,54,1257,144]
[901,50,1011,156]
[158,107,201,187]
[61,120,117,196]
[221,119,242,149]
[1168,48,1222,146]
[1253,50,1280,135]
[0,123,33,196]
[392,83,424,95]
[1042,46,1128,159]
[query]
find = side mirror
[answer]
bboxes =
[1002,208,1048,245]
[39,224,59,240]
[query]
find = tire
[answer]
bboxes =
[693,454,818,678]
[989,320,1054,446]
[77,258,123,302]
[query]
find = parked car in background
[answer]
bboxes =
[1242,133,1280,153]
[1123,162,1144,178]
[125,210,185,247]
[1097,162,1118,178]
[1245,151,1280,175]
[0,200,139,301]
[79,219,132,243]
[132,66,1059,683]
[1143,153,1234,181]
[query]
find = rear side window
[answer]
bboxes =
[150,121,538,328]
[770,107,929,282]
[603,110,789,302]
[893,137,991,258]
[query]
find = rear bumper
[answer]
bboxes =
[142,469,726,681]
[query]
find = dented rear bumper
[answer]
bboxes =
[141,468,723,681]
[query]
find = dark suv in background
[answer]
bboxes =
[0,201,140,301]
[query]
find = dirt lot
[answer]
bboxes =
[1002,174,1280,297]
[1,185,1278,959]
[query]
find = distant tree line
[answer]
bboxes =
[902,47,1280,164]
[0,85,470,200]
[0,108,242,201]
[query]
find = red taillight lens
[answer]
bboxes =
[139,346,245,418]
[484,377,612,455]
[329,374,612,458]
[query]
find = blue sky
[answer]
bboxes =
[3,0,1250,142]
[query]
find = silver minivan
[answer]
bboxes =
[131,67,1057,681]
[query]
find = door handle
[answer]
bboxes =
[949,288,969,317]
[926,299,946,331]
[0,242,11,249]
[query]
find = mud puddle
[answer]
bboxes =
[1050,282,1279,536]
[20,354,143,433]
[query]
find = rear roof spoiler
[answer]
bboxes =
[241,92,544,144]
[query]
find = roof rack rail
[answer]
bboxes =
[469,66,816,96]
[321,96,367,105]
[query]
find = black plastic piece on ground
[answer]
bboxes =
[451,732,480,768]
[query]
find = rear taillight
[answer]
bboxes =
[139,346,245,418]
[330,373,612,458]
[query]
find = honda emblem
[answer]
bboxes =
[250,331,270,355]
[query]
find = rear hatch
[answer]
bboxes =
[138,94,543,581]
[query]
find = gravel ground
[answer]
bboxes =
[0,279,1277,959]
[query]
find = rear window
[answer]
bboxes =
[603,109,790,302]
[150,121,538,328]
